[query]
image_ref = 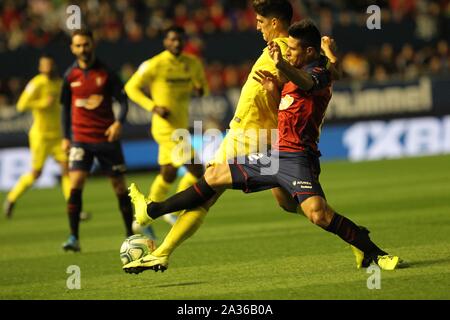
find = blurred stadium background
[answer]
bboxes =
[0,0,449,300]
[1,0,450,184]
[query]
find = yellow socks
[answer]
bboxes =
[149,174,172,201]
[176,172,198,193]
[7,173,35,203]
[62,174,71,201]
[149,172,199,200]
[152,207,207,258]
[149,172,199,225]
[168,171,199,220]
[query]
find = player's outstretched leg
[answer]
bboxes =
[300,196,404,270]
[165,164,203,224]
[123,252,169,274]
[123,166,230,274]
[125,178,215,273]
[349,227,373,268]
[148,173,176,225]
[128,183,154,226]
[129,176,216,224]
[123,205,210,274]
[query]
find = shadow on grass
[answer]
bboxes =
[404,257,450,268]
[155,282,205,288]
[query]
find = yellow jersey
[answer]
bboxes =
[229,37,288,135]
[125,50,208,135]
[17,74,63,140]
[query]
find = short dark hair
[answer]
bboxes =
[252,0,293,26]
[40,53,55,61]
[71,28,94,41]
[163,25,186,38]
[288,19,321,53]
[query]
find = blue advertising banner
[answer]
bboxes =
[2,76,449,148]
[327,76,450,123]
[2,115,449,190]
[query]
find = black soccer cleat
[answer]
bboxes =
[3,200,15,219]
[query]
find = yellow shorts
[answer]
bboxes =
[209,131,267,166]
[153,131,195,167]
[29,135,67,170]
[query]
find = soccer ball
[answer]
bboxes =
[120,234,156,265]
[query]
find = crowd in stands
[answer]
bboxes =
[1,0,449,107]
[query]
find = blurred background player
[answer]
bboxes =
[61,29,134,252]
[3,54,70,219]
[125,26,208,226]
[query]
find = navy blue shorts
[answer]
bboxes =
[229,151,325,204]
[69,141,126,176]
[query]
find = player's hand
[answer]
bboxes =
[62,139,71,154]
[105,121,122,142]
[321,36,337,63]
[268,41,282,65]
[253,70,280,101]
[253,70,279,93]
[153,106,170,119]
[46,96,55,106]
[85,94,104,110]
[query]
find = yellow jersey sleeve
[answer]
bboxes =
[17,76,48,112]
[17,74,63,140]
[191,57,209,97]
[126,51,209,134]
[125,58,158,111]
[230,37,289,133]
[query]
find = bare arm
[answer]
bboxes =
[268,41,315,91]
[17,80,53,112]
[124,65,170,119]
[192,58,209,97]
[321,36,341,81]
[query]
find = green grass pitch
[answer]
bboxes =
[1,155,449,300]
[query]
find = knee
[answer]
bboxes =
[204,165,228,188]
[309,210,328,227]
[204,166,218,187]
[303,200,329,227]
